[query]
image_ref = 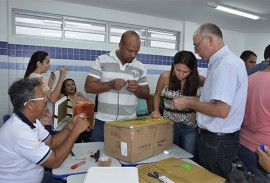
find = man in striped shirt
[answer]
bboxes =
[85,30,150,142]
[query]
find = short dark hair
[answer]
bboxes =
[264,44,270,60]
[61,78,77,96]
[199,23,223,39]
[240,50,257,62]
[169,50,199,96]
[8,78,41,111]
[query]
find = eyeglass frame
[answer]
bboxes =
[24,97,46,106]
[194,36,208,51]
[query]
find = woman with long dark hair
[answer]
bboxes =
[24,51,68,126]
[151,50,204,158]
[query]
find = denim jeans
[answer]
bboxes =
[238,144,269,177]
[197,131,240,178]
[173,123,197,159]
[91,118,105,142]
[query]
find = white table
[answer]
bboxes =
[66,159,198,183]
[52,142,121,179]
[119,144,193,166]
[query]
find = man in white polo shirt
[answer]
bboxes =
[0,78,89,183]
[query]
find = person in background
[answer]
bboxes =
[0,78,89,183]
[172,23,248,178]
[136,95,153,117]
[85,30,150,142]
[258,146,270,173]
[59,78,84,99]
[24,51,68,127]
[240,50,257,70]
[238,62,270,178]
[248,44,270,75]
[151,50,204,158]
[59,78,91,143]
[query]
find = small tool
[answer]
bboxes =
[148,171,164,182]
[71,161,86,170]
[70,150,75,156]
[90,149,100,162]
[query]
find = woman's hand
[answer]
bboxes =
[151,110,161,118]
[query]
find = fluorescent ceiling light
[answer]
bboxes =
[208,2,261,20]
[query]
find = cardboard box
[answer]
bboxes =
[138,157,225,183]
[67,95,94,129]
[104,116,173,163]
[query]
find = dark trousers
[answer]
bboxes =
[197,129,240,178]
[91,118,105,142]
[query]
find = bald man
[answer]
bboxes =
[85,31,150,142]
[173,23,248,178]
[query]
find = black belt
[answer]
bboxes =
[198,128,239,137]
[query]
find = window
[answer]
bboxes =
[13,9,180,50]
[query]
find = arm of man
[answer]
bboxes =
[173,97,230,118]
[84,75,127,94]
[45,118,75,149]
[42,114,89,169]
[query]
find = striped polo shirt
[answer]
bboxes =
[88,51,148,121]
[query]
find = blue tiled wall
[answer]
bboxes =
[0,41,208,72]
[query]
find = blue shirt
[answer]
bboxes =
[247,61,270,76]
[197,45,248,133]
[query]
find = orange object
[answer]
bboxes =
[67,95,94,129]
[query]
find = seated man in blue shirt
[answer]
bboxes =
[248,44,270,76]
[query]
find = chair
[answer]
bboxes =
[2,114,11,123]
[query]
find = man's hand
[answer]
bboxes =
[71,113,89,134]
[258,145,270,172]
[109,79,127,90]
[127,80,138,93]
[172,96,189,110]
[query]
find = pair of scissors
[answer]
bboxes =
[148,171,164,182]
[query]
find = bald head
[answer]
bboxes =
[117,31,141,64]
[120,31,141,45]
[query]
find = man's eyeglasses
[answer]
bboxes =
[24,97,46,106]
[194,36,207,50]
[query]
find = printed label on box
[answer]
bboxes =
[121,142,127,156]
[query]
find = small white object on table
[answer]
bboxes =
[52,142,121,179]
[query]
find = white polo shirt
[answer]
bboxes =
[0,111,52,183]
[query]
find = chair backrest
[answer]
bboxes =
[3,114,11,123]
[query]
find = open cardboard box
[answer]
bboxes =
[138,157,225,183]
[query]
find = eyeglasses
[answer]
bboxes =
[194,36,207,50]
[24,97,46,106]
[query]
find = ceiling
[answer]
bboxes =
[55,0,270,34]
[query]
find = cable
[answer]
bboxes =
[115,90,120,120]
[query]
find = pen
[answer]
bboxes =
[70,151,75,156]
[71,161,86,170]
[53,66,62,72]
